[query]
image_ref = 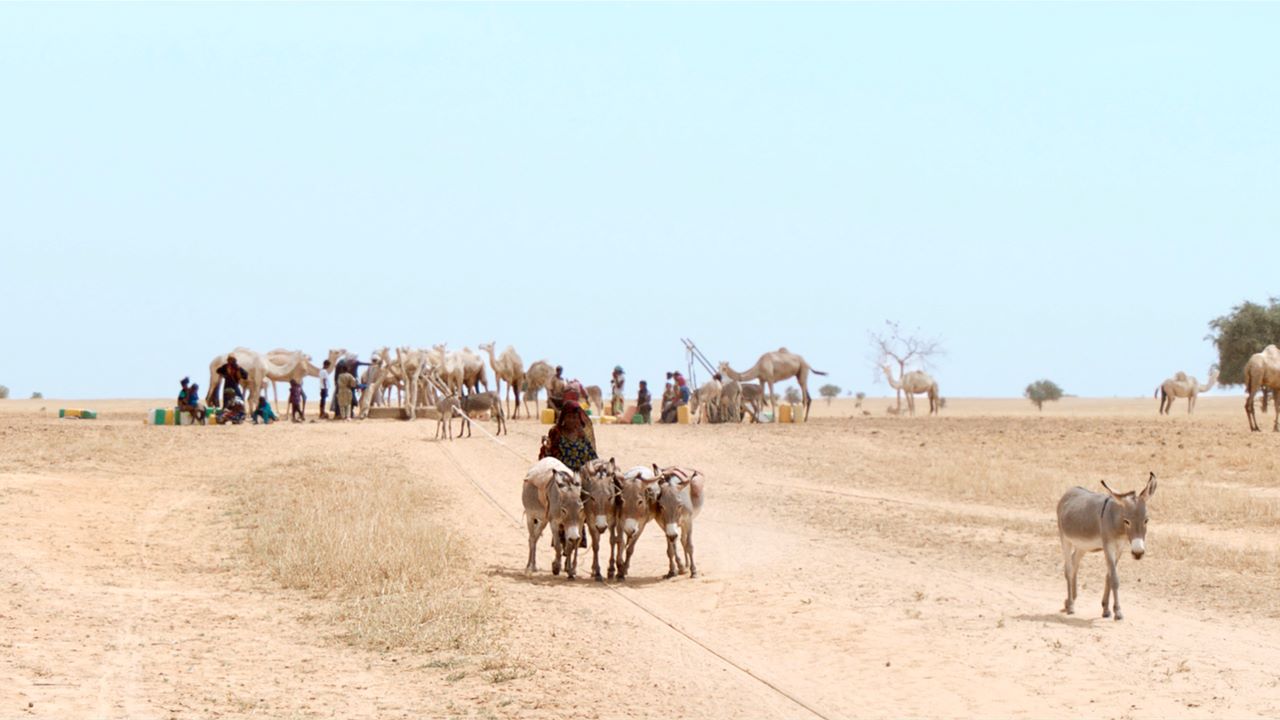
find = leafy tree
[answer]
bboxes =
[0,385,8,399]
[30,392,42,399]
[784,386,802,405]
[819,384,841,405]
[870,320,944,413]
[1207,298,1280,385]
[1025,380,1063,411]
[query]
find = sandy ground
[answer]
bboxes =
[2,395,1279,718]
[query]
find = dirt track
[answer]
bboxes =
[3,397,1279,718]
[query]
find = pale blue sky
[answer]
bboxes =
[1,3,1275,400]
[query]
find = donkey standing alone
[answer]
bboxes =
[1056,472,1157,620]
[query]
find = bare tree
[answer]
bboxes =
[869,320,945,413]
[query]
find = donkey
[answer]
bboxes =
[578,457,623,581]
[615,465,661,581]
[1056,472,1157,620]
[654,465,706,579]
[521,457,584,579]
[434,394,463,441]
[458,391,507,437]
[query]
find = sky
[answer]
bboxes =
[1,2,1276,400]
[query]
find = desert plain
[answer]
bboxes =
[2,395,1279,718]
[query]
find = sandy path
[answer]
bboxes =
[2,398,1279,717]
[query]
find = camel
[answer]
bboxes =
[206,347,268,413]
[1157,368,1218,415]
[457,347,489,395]
[429,344,465,398]
[524,360,555,411]
[585,385,604,416]
[262,349,321,408]
[718,348,827,422]
[479,342,526,419]
[1245,345,1280,432]
[881,365,939,416]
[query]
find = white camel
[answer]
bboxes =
[206,347,268,413]
[479,342,526,419]
[262,349,321,407]
[1157,368,1218,415]
[718,348,827,422]
[881,364,939,416]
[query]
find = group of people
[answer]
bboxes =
[177,353,370,427]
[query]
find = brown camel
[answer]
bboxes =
[718,347,827,422]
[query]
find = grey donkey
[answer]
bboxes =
[522,457,584,579]
[1057,472,1156,620]
[578,457,623,581]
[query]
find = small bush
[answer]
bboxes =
[784,387,802,404]
[0,385,8,399]
[30,391,42,400]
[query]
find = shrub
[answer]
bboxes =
[1025,380,1063,411]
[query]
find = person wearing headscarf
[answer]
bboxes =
[539,388,598,471]
[610,366,626,416]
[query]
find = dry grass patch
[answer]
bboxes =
[238,452,499,655]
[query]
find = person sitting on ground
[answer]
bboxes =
[252,394,278,425]
[220,396,247,425]
[610,366,626,416]
[660,382,679,423]
[635,380,652,423]
[288,379,305,423]
[538,389,598,471]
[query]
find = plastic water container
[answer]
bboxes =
[541,407,556,425]
[677,405,690,424]
[58,408,97,419]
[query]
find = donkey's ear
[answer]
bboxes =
[1100,479,1123,499]
[652,463,660,477]
[1141,472,1157,499]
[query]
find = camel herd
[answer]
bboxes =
[200,344,851,424]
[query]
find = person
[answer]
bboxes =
[288,379,305,423]
[252,394,278,424]
[660,382,679,423]
[635,380,652,423]
[220,396,247,425]
[336,369,358,419]
[610,366,626,416]
[318,360,331,419]
[177,377,206,425]
[538,389,598,471]
[672,371,691,405]
[216,355,249,408]
[548,365,567,413]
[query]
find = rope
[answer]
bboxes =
[433,426,832,720]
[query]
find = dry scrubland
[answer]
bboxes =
[2,395,1279,718]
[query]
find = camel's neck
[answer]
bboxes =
[1199,374,1218,393]
[726,363,761,381]
[882,365,903,390]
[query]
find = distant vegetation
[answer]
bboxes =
[0,385,8,399]
[819,384,841,404]
[855,391,866,408]
[1025,380,1063,411]
[1208,298,1280,385]
[30,391,42,400]
[784,386,802,405]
